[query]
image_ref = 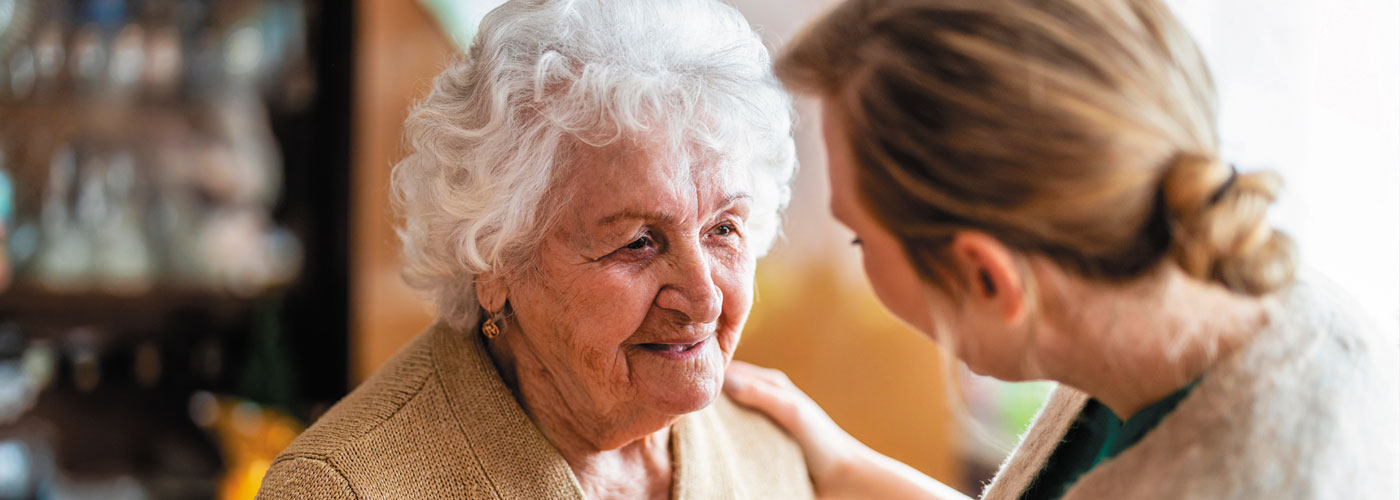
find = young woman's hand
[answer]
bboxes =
[724,361,972,500]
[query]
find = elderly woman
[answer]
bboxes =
[255,0,812,498]
[726,0,1399,499]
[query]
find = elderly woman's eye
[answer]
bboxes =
[624,234,654,250]
[712,222,738,237]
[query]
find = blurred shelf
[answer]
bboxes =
[0,388,223,498]
[0,100,194,138]
[0,284,263,333]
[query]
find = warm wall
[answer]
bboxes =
[350,0,444,381]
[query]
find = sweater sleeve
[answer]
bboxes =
[256,456,360,500]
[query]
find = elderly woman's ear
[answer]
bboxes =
[475,271,510,314]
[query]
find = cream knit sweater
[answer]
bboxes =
[983,272,1400,499]
[255,322,814,499]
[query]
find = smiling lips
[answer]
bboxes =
[636,337,708,359]
[640,342,701,353]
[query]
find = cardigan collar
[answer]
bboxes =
[984,273,1397,499]
[426,321,735,499]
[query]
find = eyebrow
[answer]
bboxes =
[595,193,753,227]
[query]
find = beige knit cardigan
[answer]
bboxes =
[982,272,1400,499]
[255,322,814,499]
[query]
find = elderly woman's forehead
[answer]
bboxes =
[561,143,749,218]
[576,139,744,184]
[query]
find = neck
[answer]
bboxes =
[486,329,674,500]
[1035,267,1270,420]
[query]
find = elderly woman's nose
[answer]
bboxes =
[655,246,724,324]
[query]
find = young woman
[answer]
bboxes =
[724,1,1400,498]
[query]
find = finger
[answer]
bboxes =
[725,360,768,379]
[722,364,765,401]
[725,363,800,409]
[725,369,806,435]
[728,360,797,389]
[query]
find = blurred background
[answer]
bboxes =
[0,0,1394,498]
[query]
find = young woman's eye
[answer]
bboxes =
[851,237,864,246]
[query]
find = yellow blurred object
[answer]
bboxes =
[223,458,273,500]
[191,394,304,500]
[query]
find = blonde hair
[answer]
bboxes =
[779,0,1294,295]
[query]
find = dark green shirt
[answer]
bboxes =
[1019,381,1198,500]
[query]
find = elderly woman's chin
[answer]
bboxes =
[626,331,736,416]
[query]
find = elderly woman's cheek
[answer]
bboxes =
[626,248,752,416]
[715,250,755,356]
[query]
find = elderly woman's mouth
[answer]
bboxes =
[635,338,709,359]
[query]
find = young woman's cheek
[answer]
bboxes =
[860,238,936,337]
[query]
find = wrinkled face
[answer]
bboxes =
[506,139,755,421]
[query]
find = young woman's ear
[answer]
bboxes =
[948,231,1027,325]
[475,272,509,313]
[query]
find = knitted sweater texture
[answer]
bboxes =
[255,322,814,499]
[983,272,1400,499]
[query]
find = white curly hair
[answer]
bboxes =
[391,0,797,329]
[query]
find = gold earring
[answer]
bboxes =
[482,310,502,339]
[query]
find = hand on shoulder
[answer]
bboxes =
[724,361,971,500]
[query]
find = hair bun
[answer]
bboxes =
[1161,153,1297,295]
